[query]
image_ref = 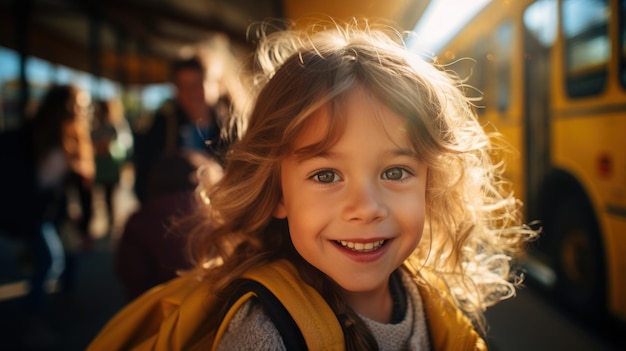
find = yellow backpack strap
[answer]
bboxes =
[216,280,307,349]
[213,260,345,351]
[419,286,487,351]
[402,262,487,351]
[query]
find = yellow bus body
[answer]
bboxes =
[436,0,626,321]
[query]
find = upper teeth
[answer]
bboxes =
[338,240,385,252]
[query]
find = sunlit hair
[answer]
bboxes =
[189,19,537,346]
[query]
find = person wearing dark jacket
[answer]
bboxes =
[132,54,237,203]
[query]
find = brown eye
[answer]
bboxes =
[382,167,407,181]
[313,170,338,183]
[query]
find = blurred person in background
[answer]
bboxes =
[0,84,95,348]
[91,97,133,234]
[132,38,248,204]
[115,151,222,300]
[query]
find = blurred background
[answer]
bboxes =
[0,0,625,350]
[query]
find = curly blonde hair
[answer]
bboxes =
[189,19,537,348]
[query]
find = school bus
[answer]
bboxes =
[436,0,626,322]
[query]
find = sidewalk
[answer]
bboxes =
[0,236,128,350]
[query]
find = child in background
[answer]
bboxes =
[89,20,537,350]
[91,98,133,232]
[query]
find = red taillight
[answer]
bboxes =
[597,153,612,178]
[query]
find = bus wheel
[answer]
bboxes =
[550,196,606,317]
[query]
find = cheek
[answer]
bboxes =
[287,219,316,259]
[286,208,323,239]
[284,202,330,251]
[396,192,427,235]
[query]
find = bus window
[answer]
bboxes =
[524,0,558,47]
[562,0,609,97]
[619,0,626,88]
[453,37,490,115]
[449,38,489,115]
[495,21,513,113]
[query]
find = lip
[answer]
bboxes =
[333,238,392,263]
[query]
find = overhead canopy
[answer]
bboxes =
[0,0,431,85]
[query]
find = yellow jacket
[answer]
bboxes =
[87,260,486,350]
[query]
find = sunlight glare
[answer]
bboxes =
[409,0,491,56]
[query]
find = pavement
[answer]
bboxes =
[0,234,128,351]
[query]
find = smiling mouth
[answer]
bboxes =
[336,240,386,253]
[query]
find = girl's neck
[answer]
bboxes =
[340,279,393,323]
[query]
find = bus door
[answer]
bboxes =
[522,0,557,222]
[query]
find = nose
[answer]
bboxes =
[342,179,388,223]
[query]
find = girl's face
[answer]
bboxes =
[274,86,427,313]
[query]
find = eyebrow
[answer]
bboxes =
[292,148,337,163]
[389,148,418,158]
[292,147,418,163]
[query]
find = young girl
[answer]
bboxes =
[89,20,536,351]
